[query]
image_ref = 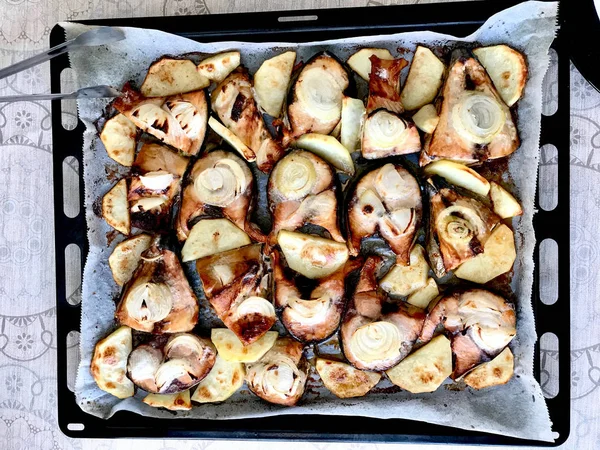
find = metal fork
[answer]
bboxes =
[0,27,125,80]
[0,27,124,102]
[0,85,122,103]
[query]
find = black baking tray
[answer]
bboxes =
[51,0,570,445]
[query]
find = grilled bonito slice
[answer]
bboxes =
[128,143,189,233]
[115,241,199,334]
[246,337,308,406]
[421,49,519,165]
[347,163,422,264]
[287,53,350,138]
[340,257,426,371]
[428,181,500,271]
[114,83,208,156]
[211,68,284,173]
[420,289,516,379]
[272,251,359,343]
[366,56,407,114]
[361,110,421,159]
[127,333,216,394]
[268,150,344,245]
[176,150,262,242]
[196,244,276,346]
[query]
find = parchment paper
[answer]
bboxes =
[67,1,558,442]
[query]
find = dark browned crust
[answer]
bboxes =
[366,56,407,114]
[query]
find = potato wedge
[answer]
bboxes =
[331,120,342,138]
[108,234,152,286]
[386,334,452,393]
[197,51,241,83]
[294,133,355,175]
[454,224,516,283]
[380,244,429,297]
[406,277,439,309]
[340,96,365,152]
[191,355,245,403]
[143,390,191,411]
[316,358,381,398]
[254,51,296,117]
[100,114,137,166]
[489,181,522,219]
[347,48,393,81]
[181,218,251,262]
[400,46,445,111]
[208,117,256,162]
[473,45,527,107]
[423,160,490,197]
[134,142,189,177]
[90,326,134,399]
[102,179,130,235]
[278,230,349,279]
[211,329,278,362]
[464,347,514,389]
[412,104,439,134]
[141,58,210,97]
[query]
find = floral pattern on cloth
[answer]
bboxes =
[0,0,596,449]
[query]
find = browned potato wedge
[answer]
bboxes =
[207,117,256,162]
[380,245,429,297]
[100,114,137,166]
[91,326,134,399]
[143,390,192,411]
[454,224,516,283]
[295,133,355,175]
[134,142,189,177]
[197,51,241,83]
[340,96,365,152]
[464,347,514,389]
[108,233,152,286]
[401,46,445,111]
[412,104,439,134]
[386,334,452,393]
[141,58,210,97]
[347,48,393,81]
[181,218,251,262]
[489,181,522,219]
[331,120,342,139]
[211,329,278,363]
[102,179,130,235]
[406,277,438,309]
[423,160,490,197]
[316,358,381,398]
[278,230,349,279]
[473,45,527,107]
[191,355,245,403]
[254,51,296,117]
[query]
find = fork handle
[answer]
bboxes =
[0,40,73,80]
[0,88,119,103]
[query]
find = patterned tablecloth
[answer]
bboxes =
[0,0,595,449]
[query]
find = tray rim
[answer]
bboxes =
[50,0,570,445]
